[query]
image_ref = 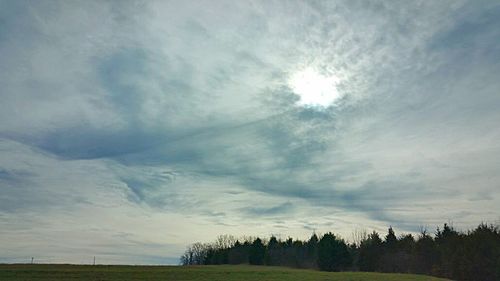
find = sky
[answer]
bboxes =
[1,0,500,265]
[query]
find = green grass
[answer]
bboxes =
[0,264,449,281]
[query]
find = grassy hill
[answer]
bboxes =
[0,264,449,281]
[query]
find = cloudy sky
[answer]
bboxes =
[1,0,500,264]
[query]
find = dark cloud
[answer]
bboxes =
[241,202,294,217]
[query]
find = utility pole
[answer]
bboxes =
[93,256,96,266]
[31,257,34,264]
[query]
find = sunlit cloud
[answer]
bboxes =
[289,67,343,107]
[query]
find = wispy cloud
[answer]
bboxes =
[1,0,499,264]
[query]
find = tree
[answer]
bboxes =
[463,223,500,281]
[414,230,439,275]
[249,238,266,265]
[180,242,210,265]
[358,231,383,271]
[385,227,397,250]
[380,226,398,272]
[435,223,461,278]
[265,236,279,265]
[228,240,250,264]
[305,233,319,268]
[317,232,351,271]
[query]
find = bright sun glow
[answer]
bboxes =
[288,68,342,107]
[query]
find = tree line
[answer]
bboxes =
[180,223,500,281]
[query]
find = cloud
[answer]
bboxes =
[241,202,295,217]
[1,0,500,263]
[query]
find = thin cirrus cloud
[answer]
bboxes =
[1,0,499,264]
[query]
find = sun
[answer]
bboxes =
[288,68,342,108]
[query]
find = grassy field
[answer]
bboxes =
[0,264,449,281]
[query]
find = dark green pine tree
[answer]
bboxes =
[249,238,266,265]
[358,231,383,271]
[317,232,351,271]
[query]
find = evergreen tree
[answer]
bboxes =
[317,232,351,271]
[385,226,398,250]
[249,238,266,265]
[358,231,383,271]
